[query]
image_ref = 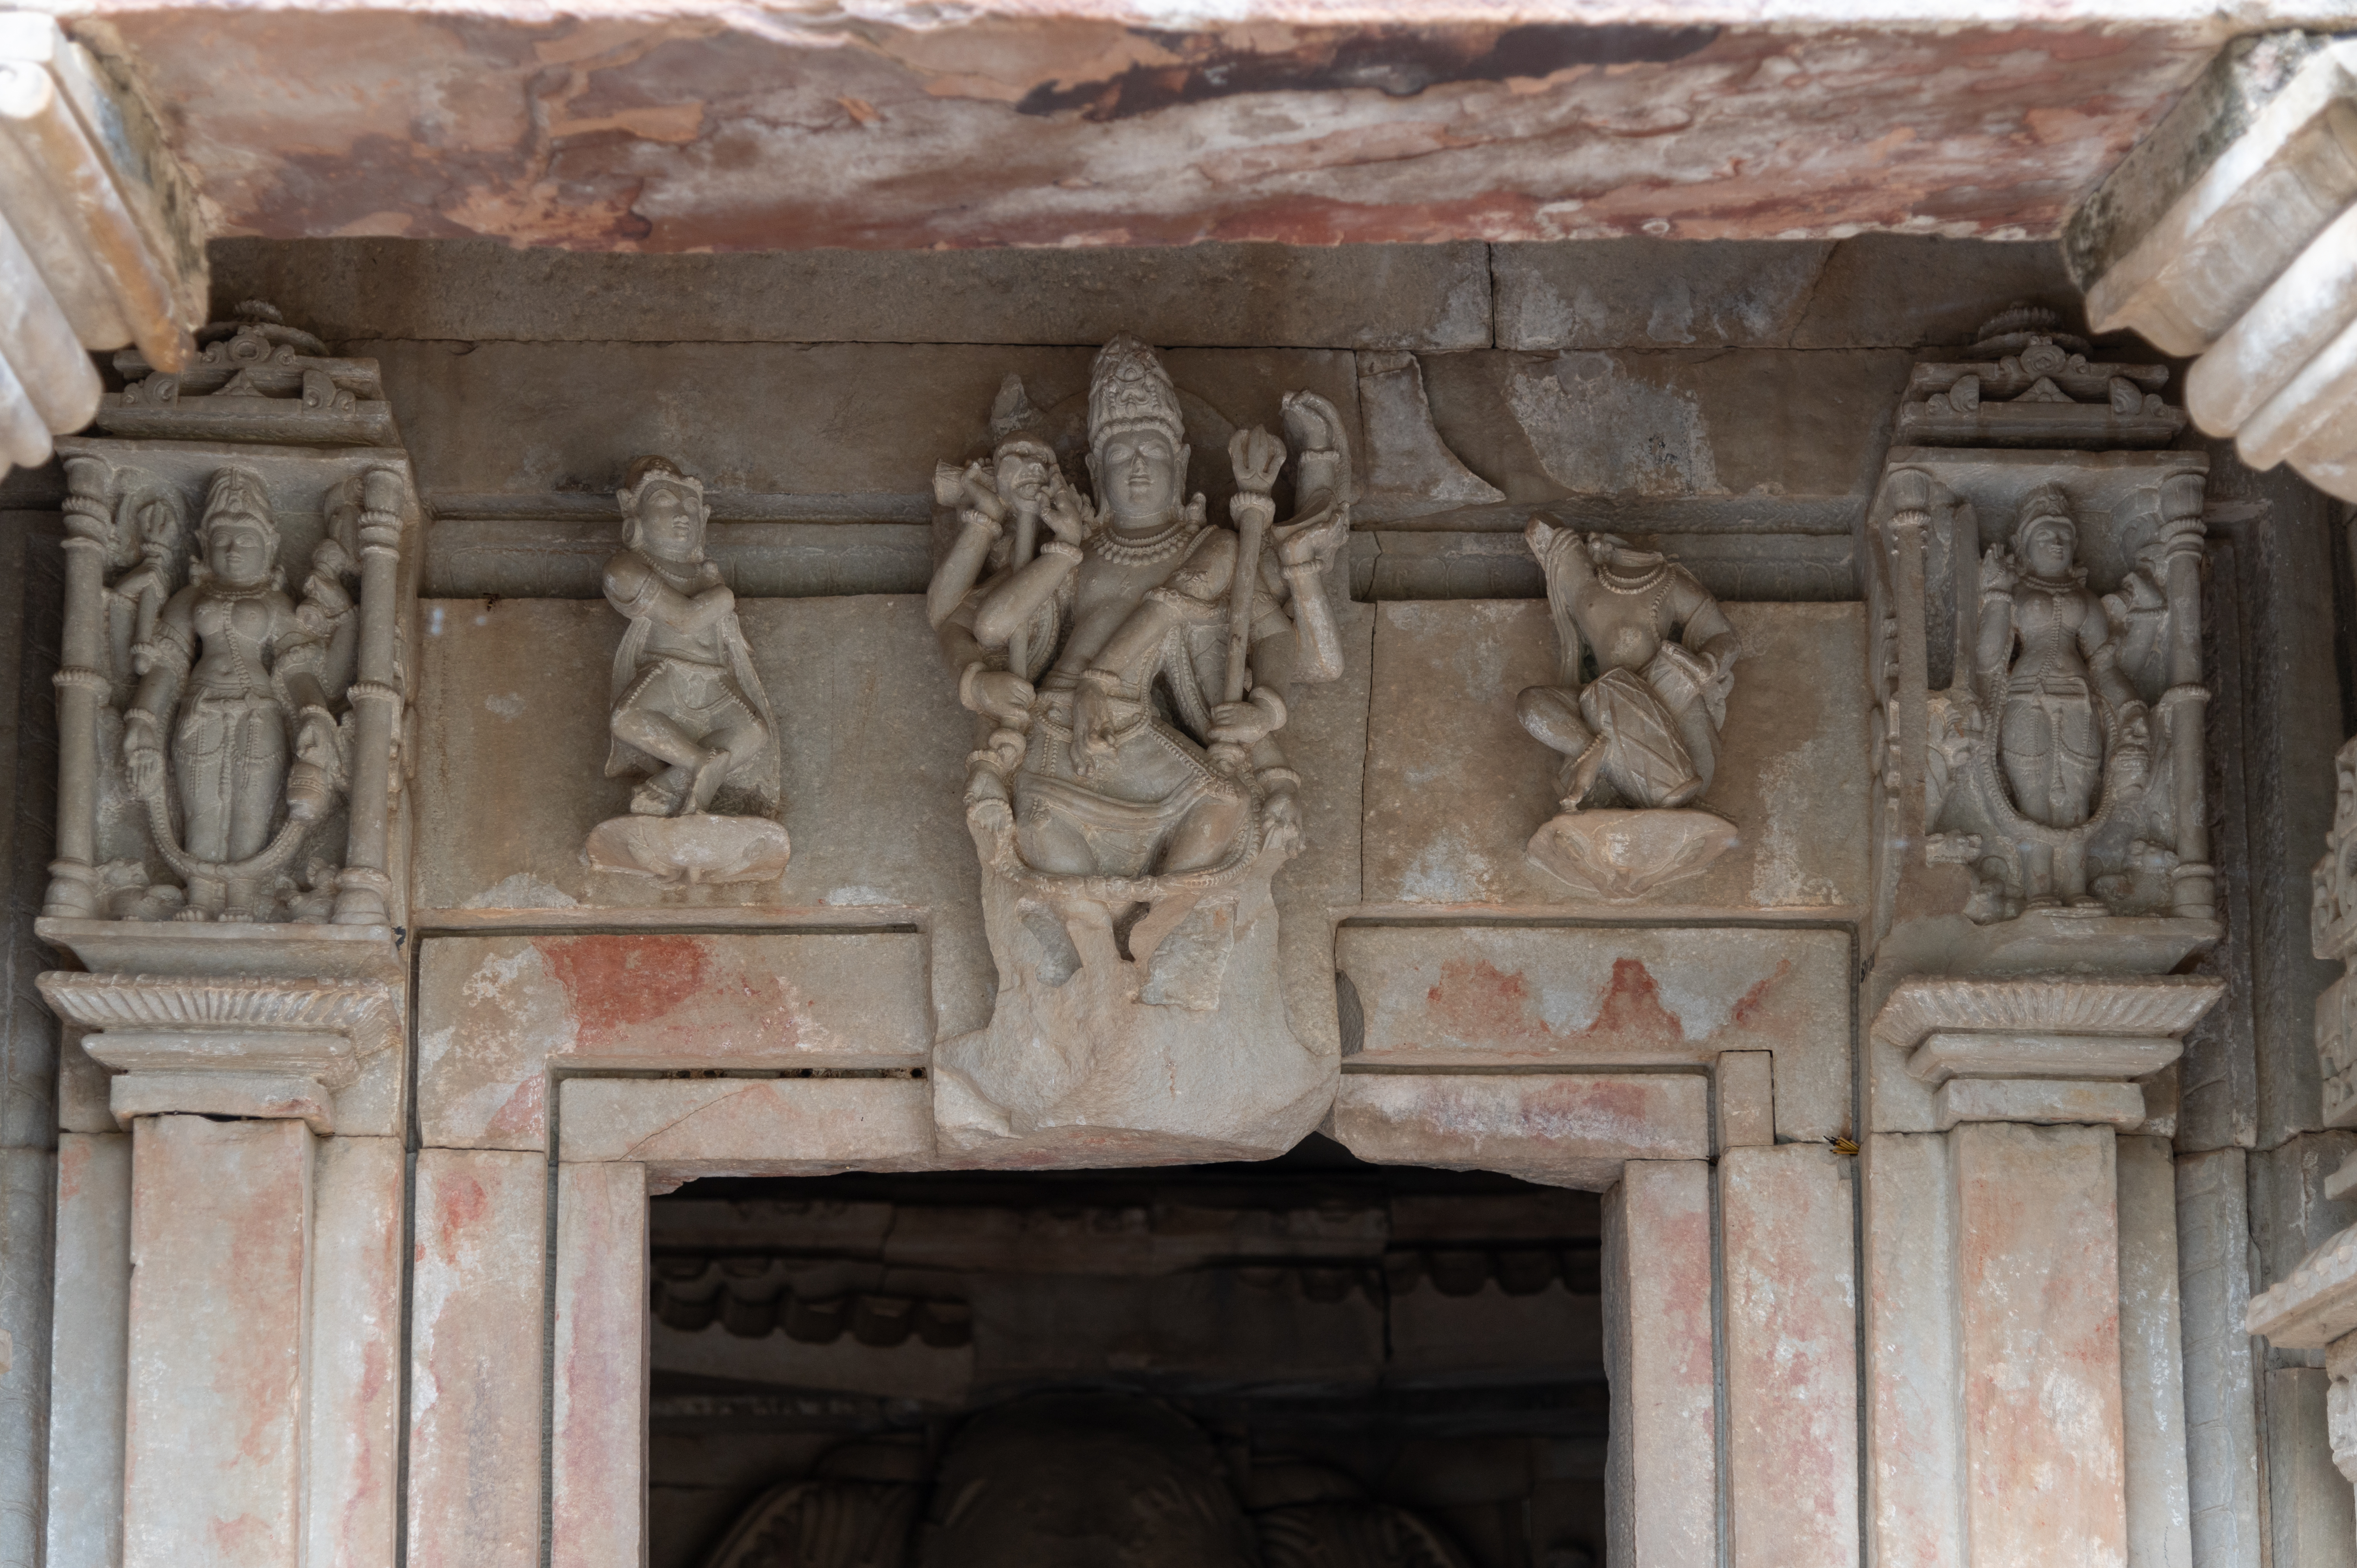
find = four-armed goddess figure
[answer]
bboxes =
[1517,519,1742,900]
[1961,485,2150,911]
[925,336,1353,1159]
[122,469,344,918]
[587,456,788,888]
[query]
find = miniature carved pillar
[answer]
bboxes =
[122,1115,313,1568]
[42,452,109,917]
[1884,470,1934,832]
[2159,471,2212,917]
[333,465,405,926]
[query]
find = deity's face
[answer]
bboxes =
[1090,429,1186,528]
[993,447,1053,511]
[204,517,273,587]
[2024,519,2076,580]
[634,482,705,561]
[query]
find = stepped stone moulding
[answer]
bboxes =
[588,455,788,887]
[1867,311,2212,962]
[2071,33,2357,501]
[0,15,207,480]
[37,969,399,1133]
[1516,519,1740,901]
[924,337,1353,1162]
[1870,973,2220,1131]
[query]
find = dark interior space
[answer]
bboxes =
[648,1135,1607,1568]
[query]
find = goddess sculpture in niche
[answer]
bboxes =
[120,469,347,919]
[926,336,1352,1159]
[585,456,788,887]
[1941,486,2150,914]
[1517,519,1740,901]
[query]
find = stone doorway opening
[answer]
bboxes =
[645,1135,1607,1568]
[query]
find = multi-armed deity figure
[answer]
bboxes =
[1516,519,1741,899]
[1937,485,2153,913]
[119,469,346,917]
[586,457,789,888]
[925,336,1352,1158]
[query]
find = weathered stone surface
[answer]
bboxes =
[2253,1131,2357,1288]
[418,933,931,1150]
[1952,1123,2127,1567]
[1335,923,1846,1139]
[110,12,2217,250]
[413,596,994,1036]
[124,1116,310,1568]
[374,342,1355,522]
[1934,1078,2147,1131]
[46,1132,128,1568]
[2247,1223,2357,1351]
[1329,1074,1706,1190]
[214,238,1493,350]
[1864,1133,1966,1568]
[1716,1050,1774,1150]
[1603,1160,1716,1568]
[407,1150,546,1568]
[559,1076,934,1175]
[552,1162,648,1568]
[2264,1367,2357,1568]
[1495,237,2074,352]
[2117,1136,2193,1568]
[2176,1148,2265,1568]
[306,1138,402,1568]
[1364,600,1866,913]
[1721,1144,1859,1568]
[1421,348,1910,503]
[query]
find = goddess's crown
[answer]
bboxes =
[1087,335,1184,452]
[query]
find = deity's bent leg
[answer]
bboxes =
[1160,789,1247,876]
[1580,670,1698,810]
[1517,685,1592,758]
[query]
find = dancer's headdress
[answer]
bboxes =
[1087,335,1184,452]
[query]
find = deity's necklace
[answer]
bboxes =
[1596,559,1668,596]
[1088,514,1202,567]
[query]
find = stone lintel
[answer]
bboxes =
[1329,1074,1708,1191]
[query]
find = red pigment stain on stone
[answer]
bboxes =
[484,1074,546,1141]
[536,935,712,1041]
[1729,958,1793,1029]
[1425,956,1686,1052]
[438,1174,489,1258]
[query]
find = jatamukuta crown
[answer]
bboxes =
[2011,483,2077,558]
[1087,335,1184,452]
[202,467,278,549]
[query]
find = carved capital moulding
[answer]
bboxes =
[35,301,418,1128]
[1866,307,2214,977]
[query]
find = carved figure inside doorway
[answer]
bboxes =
[585,456,789,887]
[925,336,1353,1159]
[119,469,349,919]
[1516,519,1740,901]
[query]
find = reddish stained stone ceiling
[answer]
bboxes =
[65,3,2237,250]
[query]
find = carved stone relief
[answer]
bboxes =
[924,335,1353,1160]
[585,455,789,888]
[40,302,415,935]
[2312,735,2357,1129]
[1866,309,2213,966]
[35,302,417,1141]
[1516,520,1740,900]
